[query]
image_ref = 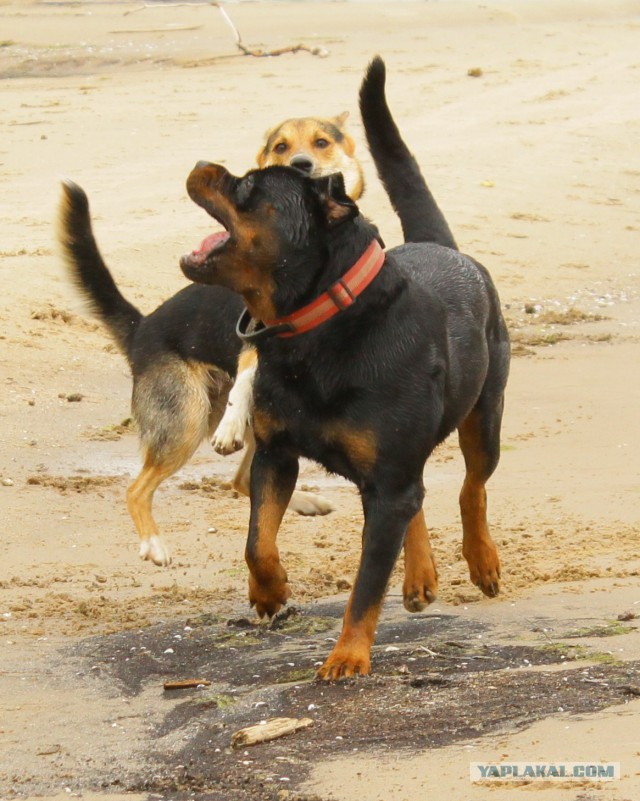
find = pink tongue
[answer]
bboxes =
[194,231,229,254]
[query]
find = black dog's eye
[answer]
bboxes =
[236,174,255,206]
[274,142,288,154]
[314,138,330,149]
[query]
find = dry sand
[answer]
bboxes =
[0,1,639,799]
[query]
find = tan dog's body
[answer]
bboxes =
[60,115,363,566]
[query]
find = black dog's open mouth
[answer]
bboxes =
[186,229,230,265]
[181,162,238,280]
[180,219,231,280]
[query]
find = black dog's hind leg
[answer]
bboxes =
[245,445,298,617]
[457,401,504,597]
[317,482,424,680]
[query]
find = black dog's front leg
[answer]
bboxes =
[317,482,424,680]
[245,444,298,617]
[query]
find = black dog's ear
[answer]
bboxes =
[313,173,358,227]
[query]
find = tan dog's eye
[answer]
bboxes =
[274,142,288,154]
[315,138,330,149]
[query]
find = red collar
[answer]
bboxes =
[236,239,385,342]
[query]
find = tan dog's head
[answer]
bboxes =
[257,111,364,201]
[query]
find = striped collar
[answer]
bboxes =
[236,239,385,342]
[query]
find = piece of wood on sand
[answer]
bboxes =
[163,678,212,690]
[231,716,313,748]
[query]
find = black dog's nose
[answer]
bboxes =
[290,156,314,174]
[194,160,214,170]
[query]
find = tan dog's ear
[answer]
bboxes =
[341,132,357,158]
[256,146,268,167]
[256,125,277,167]
[332,112,355,155]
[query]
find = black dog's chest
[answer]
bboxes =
[255,372,373,482]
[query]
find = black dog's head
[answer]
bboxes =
[180,162,359,321]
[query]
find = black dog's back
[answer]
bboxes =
[359,56,457,250]
[129,285,242,378]
[391,241,509,415]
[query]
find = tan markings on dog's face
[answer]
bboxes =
[228,217,281,321]
[257,114,364,200]
[181,163,282,321]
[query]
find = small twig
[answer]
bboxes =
[111,25,203,34]
[212,1,328,58]
[125,3,206,15]
[214,2,240,45]
[124,2,328,58]
[525,617,556,645]
[417,645,492,661]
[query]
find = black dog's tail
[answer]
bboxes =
[58,180,143,358]
[359,56,458,250]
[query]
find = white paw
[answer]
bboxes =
[211,407,247,455]
[139,535,172,566]
[212,364,255,456]
[289,490,333,517]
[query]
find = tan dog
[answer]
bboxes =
[212,113,365,455]
[257,112,364,200]
[60,114,364,567]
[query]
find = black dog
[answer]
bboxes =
[180,58,510,679]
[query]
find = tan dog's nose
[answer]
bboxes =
[290,155,315,174]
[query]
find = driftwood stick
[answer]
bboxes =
[123,2,328,58]
[231,717,313,748]
[163,678,211,690]
[214,2,241,46]
[125,4,206,15]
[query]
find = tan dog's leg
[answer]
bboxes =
[127,456,177,567]
[130,360,224,566]
[212,347,257,455]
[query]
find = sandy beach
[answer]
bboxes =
[1,1,638,799]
